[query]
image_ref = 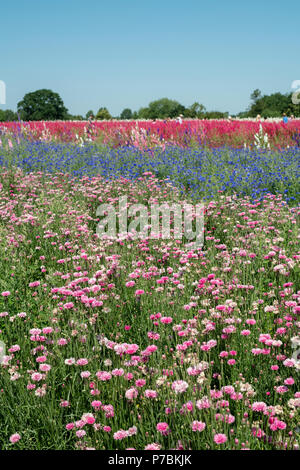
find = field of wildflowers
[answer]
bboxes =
[1,118,300,148]
[0,124,299,450]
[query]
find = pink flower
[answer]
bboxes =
[96,371,112,381]
[135,379,146,387]
[77,358,89,366]
[102,404,114,418]
[113,430,128,440]
[81,371,91,378]
[135,289,145,296]
[60,401,70,407]
[58,338,68,346]
[284,377,294,385]
[39,363,51,372]
[29,281,40,288]
[42,327,53,334]
[214,433,227,444]
[125,281,135,287]
[9,433,21,444]
[144,390,158,398]
[82,413,95,425]
[252,402,267,412]
[36,355,47,363]
[91,400,102,409]
[125,344,139,355]
[112,368,124,376]
[145,443,161,450]
[125,387,138,400]
[1,291,11,297]
[171,380,189,394]
[63,302,74,310]
[241,330,251,336]
[275,385,288,394]
[156,422,170,435]
[65,358,75,365]
[31,372,43,382]
[66,423,75,430]
[191,421,206,432]
[8,345,20,353]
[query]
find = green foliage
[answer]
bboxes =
[138,98,186,119]
[96,107,112,120]
[184,102,206,118]
[0,109,17,122]
[120,108,133,120]
[247,90,300,118]
[203,111,229,119]
[85,110,94,119]
[17,89,68,121]
[250,89,262,103]
[67,114,83,120]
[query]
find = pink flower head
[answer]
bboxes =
[10,433,21,444]
[191,421,206,432]
[214,433,227,444]
[113,430,128,440]
[145,443,161,450]
[125,387,138,400]
[156,422,170,435]
[171,380,189,394]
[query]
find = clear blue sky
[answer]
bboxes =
[1,0,299,116]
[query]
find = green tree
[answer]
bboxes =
[96,107,112,120]
[0,109,17,121]
[250,89,262,103]
[86,110,94,119]
[203,111,229,119]
[68,114,83,120]
[17,89,68,120]
[148,98,185,119]
[246,90,299,118]
[137,107,151,119]
[138,98,185,119]
[120,108,133,120]
[184,102,206,118]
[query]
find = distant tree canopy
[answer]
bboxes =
[0,109,18,122]
[86,110,94,119]
[138,98,186,120]
[96,107,112,120]
[135,98,227,120]
[67,114,83,120]
[184,102,206,118]
[246,89,300,118]
[6,88,300,122]
[17,89,68,121]
[120,108,133,120]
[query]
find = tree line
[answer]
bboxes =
[0,88,299,122]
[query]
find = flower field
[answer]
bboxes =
[0,126,299,450]
[1,118,300,148]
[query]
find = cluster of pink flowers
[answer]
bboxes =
[0,170,299,450]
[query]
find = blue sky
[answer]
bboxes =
[1,0,299,116]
